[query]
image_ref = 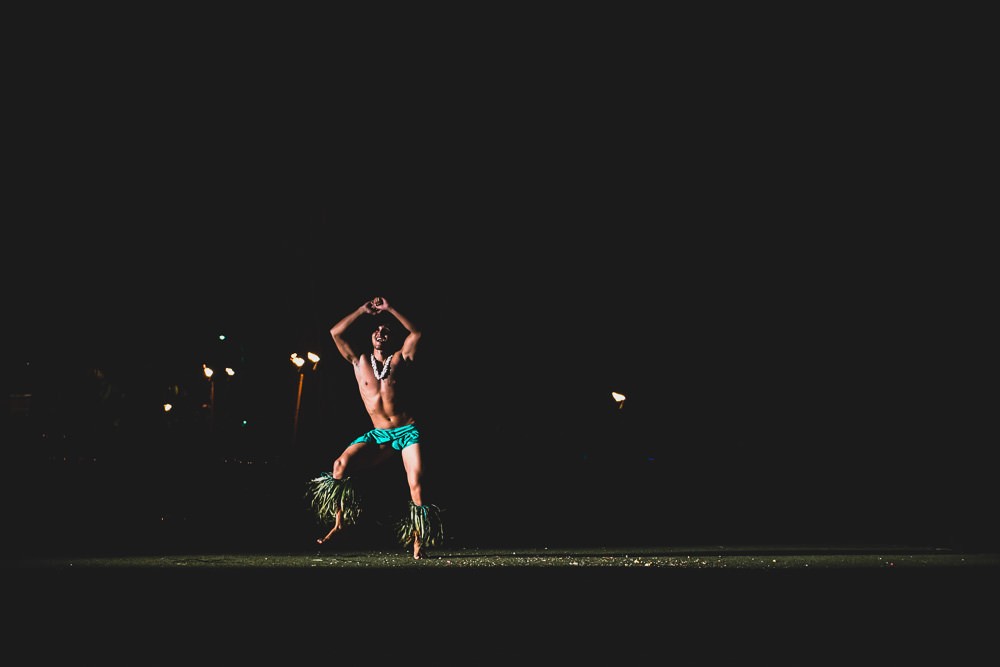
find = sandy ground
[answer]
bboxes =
[6,543,997,660]
[8,543,1000,571]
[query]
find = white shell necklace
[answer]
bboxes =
[371,353,393,380]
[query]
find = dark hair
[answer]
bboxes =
[371,313,394,330]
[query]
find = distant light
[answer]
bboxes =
[307,352,320,364]
[203,364,214,379]
[290,353,305,369]
[241,419,248,427]
[218,334,226,341]
[611,391,626,409]
[163,403,173,412]
[224,367,236,377]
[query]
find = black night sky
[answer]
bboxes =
[3,24,993,557]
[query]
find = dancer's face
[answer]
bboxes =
[372,325,391,350]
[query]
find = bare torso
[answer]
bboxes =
[355,352,414,429]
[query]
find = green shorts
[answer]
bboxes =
[350,423,421,451]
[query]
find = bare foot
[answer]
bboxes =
[412,531,425,560]
[316,511,343,545]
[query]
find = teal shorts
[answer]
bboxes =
[350,423,421,451]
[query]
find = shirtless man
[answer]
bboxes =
[308,296,443,559]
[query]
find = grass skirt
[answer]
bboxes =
[307,473,362,526]
[396,501,445,548]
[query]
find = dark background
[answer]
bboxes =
[2,19,993,557]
